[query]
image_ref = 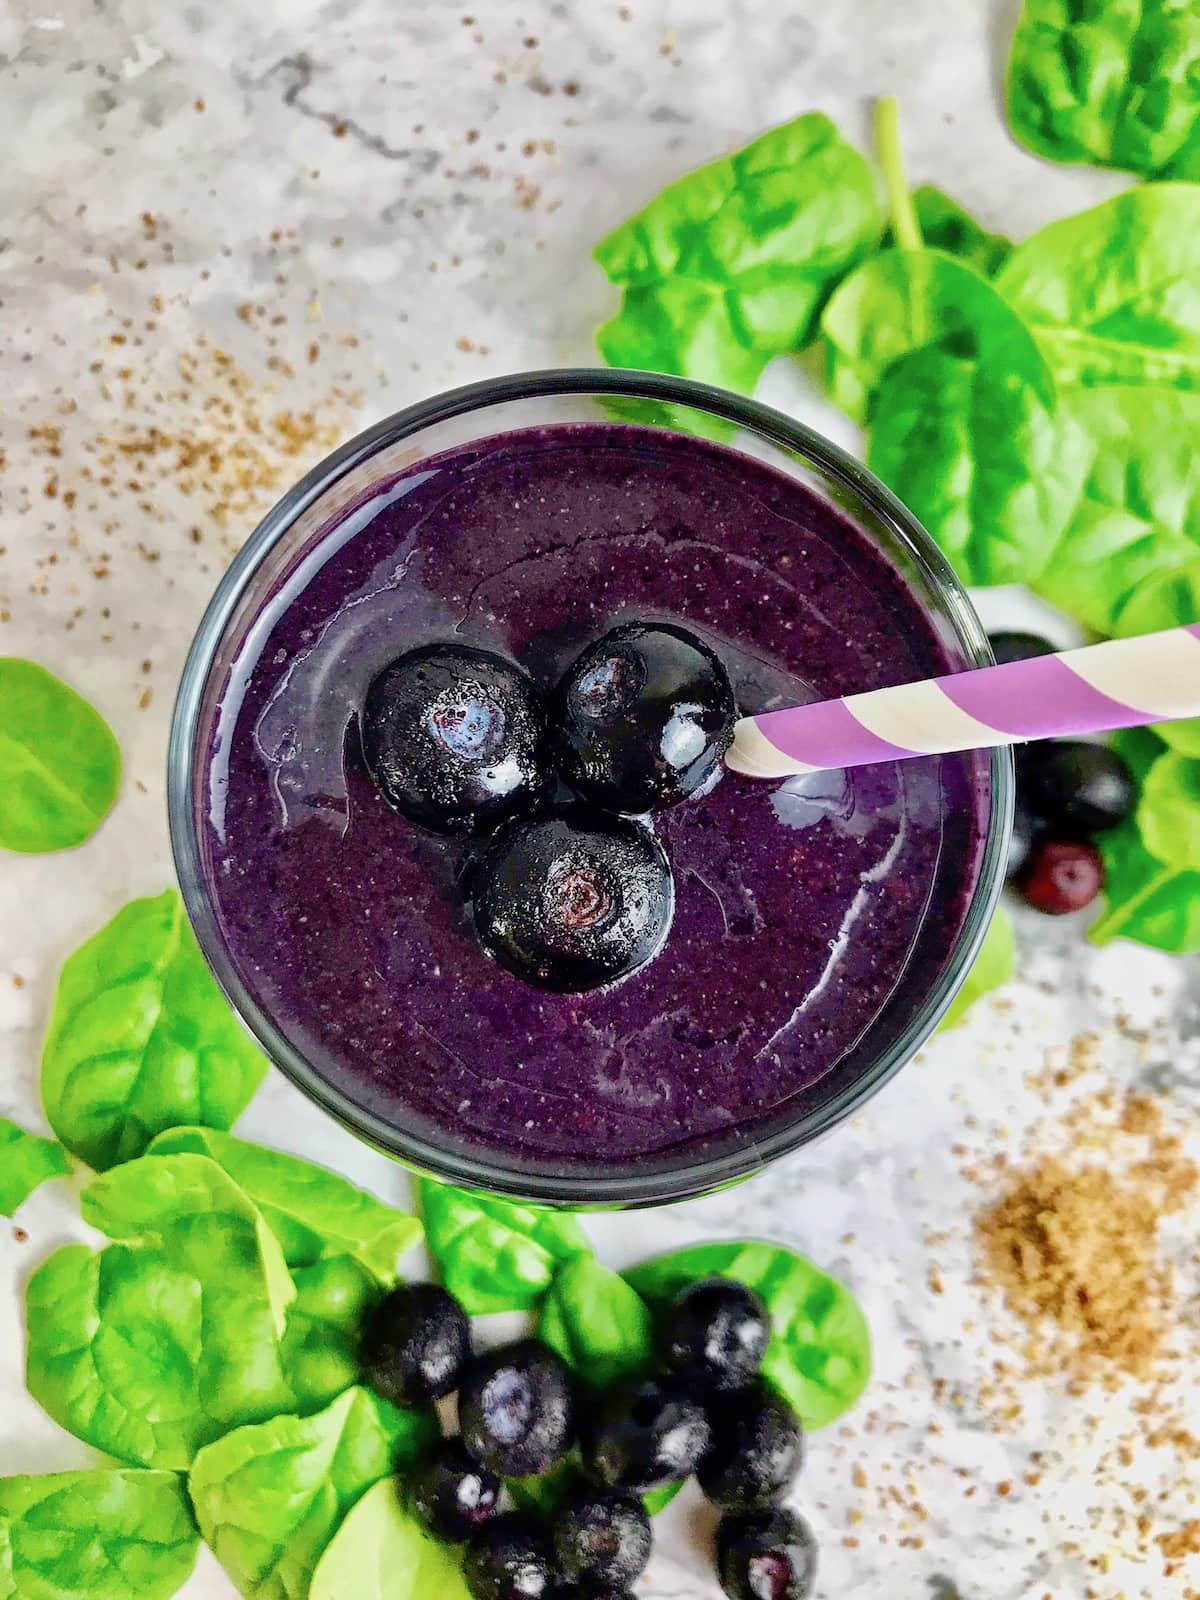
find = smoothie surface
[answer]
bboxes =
[200,423,988,1176]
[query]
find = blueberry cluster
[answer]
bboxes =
[990,631,1137,914]
[361,1276,817,1600]
[361,624,737,991]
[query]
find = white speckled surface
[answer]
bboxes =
[3,2,1199,1596]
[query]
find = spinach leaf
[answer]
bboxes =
[866,344,1090,586]
[309,1479,471,1600]
[280,1256,381,1412]
[884,185,1012,276]
[822,247,1055,423]
[420,1180,590,1314]
[1092,821,1200,952]
[41,889,268,1169]
[1007,0,1200,180]
[1031,386,1200,633]
[507,1450,681,1522]
[937,906,1016,1032]
[1090,730,1200,954]
[594,114,881,402]
[539,1254,656,1390]
[625,1240,870,1430]
[996,186,1200,391]
[0,1470,198,1600]
[147,1127,421,1281]
[1114,562,1200,756]
[0,659,121,854]
[1140,751,1200,869]
[189,1386,435,1600]
[0,1118,70,1216]
[25,1157,296,1469]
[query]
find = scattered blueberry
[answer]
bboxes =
[470,807,675,992]
[361,644,549,834]
[459,1339,577,1477]
[552,1487,652,1588]
[360,1282,470,1408]
[716,1508,818,1600]
[411,1437,501,1543]
[581,1376,712,1492]
[659,1275,770,1392]
[697,1379,804,1512]
[1018,836,1105,915]
[553,622,736,813]
[986,629,1056,666]
[1017,739,1137,835]
[1008,805,1037,880]
[463,1513,559,1600]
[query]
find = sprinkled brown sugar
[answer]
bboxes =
[975,1154,1174,1380]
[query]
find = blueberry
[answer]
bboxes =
[697,1379,803,1512]
[459,1339,576,1477]
[361,644,549,834]
[464,1513,559,1600]
[470,807,674,992]
[1017,739,1137,835]
[715,1508,818,1600]
[553,622,736,813]
[660,1276,770,1392]
[1018,836,1105,915]
[581,1377,712,1492]
[551,1486,651,1588]
[1008,805,1037,880]
[360,1282,470,1408]
[411,1437,501,1543]
[986,629,1056,666]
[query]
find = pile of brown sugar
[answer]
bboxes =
[974,1086,1198,1385]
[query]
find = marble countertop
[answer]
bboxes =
[3,2,1199,1596]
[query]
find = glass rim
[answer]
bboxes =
[167,367,1013,1207]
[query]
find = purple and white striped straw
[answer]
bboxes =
[727,624,1200,779]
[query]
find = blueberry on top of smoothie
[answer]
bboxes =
[470,808,675,992]
[553,622,736,814]
[361,643,549,834]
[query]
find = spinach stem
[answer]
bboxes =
[876,96,922,251]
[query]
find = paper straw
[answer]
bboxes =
[727,624,1200,779]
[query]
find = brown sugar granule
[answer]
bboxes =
[975,1155,1173,1379]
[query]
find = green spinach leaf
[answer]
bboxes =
[884,185,1012,276]
[279,1256,381,1412]
[0,659,121,854]
[594,113,881,401]
[189,1386,434,1600]
[539,1254,656,1390]
[626,1240,870,1430]
[937,906,1016,1031]
[1031,386,1200,633]
[1092,820,1200,951]
[996,185,1200,390]
[1140,750,1200,869]
[507,1450,681,1522]
[147,1127,421,1281]
[867,344,1090,587]
[0,1469,198,1600]
[41,889,268,1169]
[420,1180,590,1314]
[0,1118,70,1216]
[822,247,1055,423]
[1007,0,1200,180]
[1114,562,1200,756]
[309,1478,471,1600]
[1090,730,1200,953]
[25,1157,296,1469]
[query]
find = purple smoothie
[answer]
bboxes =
[199,423,988,1179]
